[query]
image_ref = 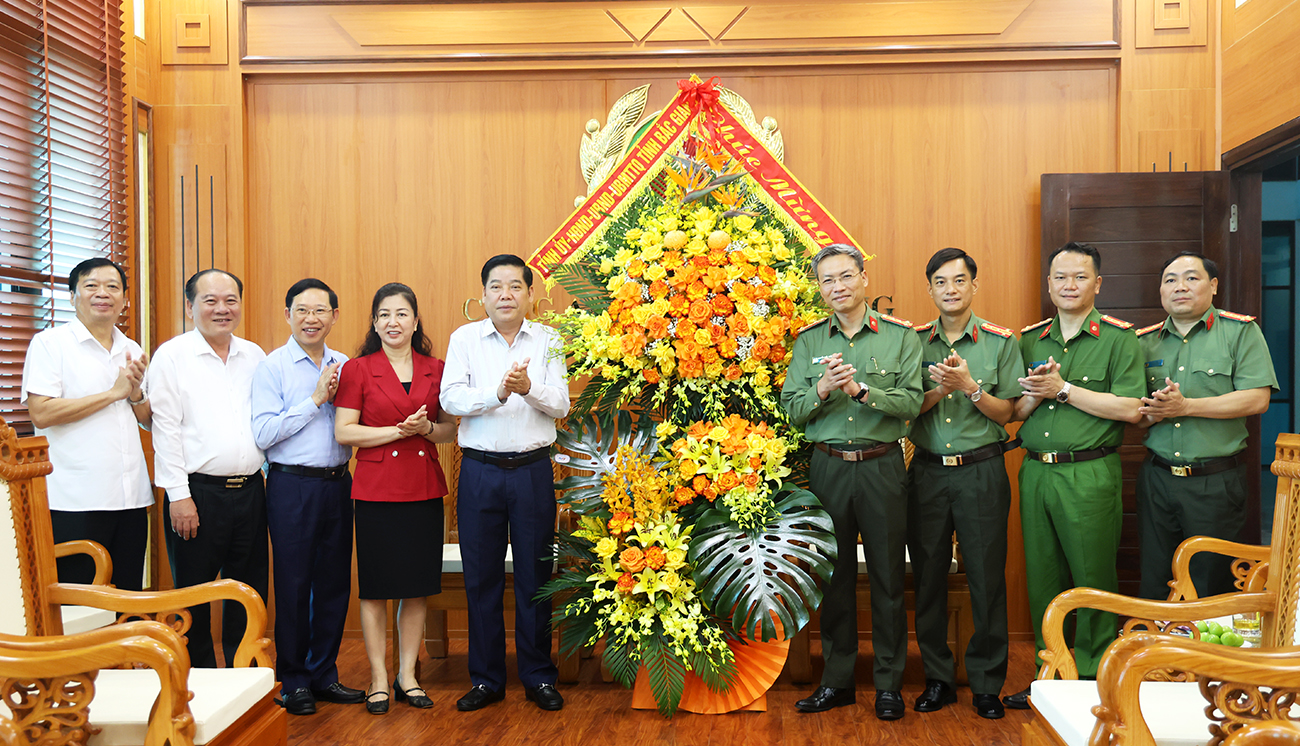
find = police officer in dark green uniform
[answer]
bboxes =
[1136,251,1275,599]
[1003,242,1145,710]
[781,243,923,720]
[908,248,1023,720]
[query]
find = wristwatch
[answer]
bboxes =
[967,386,983,403]
[851,384,869,402]
[1055,382,1072,403]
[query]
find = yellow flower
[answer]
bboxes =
[705,360,724,378]
[763,438,788,461]
[594,537,619,559]
[684,238,708,257]
[732,215,756,233]
[708,425,730,442]
[693,328,712,347]
[660,571,681,591]
[641,245,664,263]
[655,422,677,440]
[595,314,612,333]
[773,244,792,261]
[643,263,668,282]
[581,320,600,338]
[613,247,635,266]
[679,460,699,478]
[600,258,615,274]
[606,274,626,293]
[754,369,771,387]
[665,548,687,570]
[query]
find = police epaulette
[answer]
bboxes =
[1218,310,1257,323]
[1100,314,1134,330]
[1021,318,1051,333]
[979,321,1013,338]
[880,314,913,328]
[798,317,829,334]
[914,320,935,333]
[1135,322,1163,337]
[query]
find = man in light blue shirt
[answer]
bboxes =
[251,278,362,715]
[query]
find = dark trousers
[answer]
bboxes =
[51,507,149,591]
[811,446,909,691]
[457,456,557,691]
[1137,457,1247,600]
[265,470,353,694]
[907,457,1011,695]
[164,475,269,668]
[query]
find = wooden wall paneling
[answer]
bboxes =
[1134,0,1207,48]
[161,0,229,66]
[1221,0,1300,152]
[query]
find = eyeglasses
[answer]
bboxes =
[291,307,333,319]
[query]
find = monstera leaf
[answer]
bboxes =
[553,410,657,513]
[688,485,837,642]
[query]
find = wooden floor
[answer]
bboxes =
[285,638,1040,745]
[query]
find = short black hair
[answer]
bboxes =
[925,248,977,282]
[285,278,338,309]
[480,254,533,287]
[185,269,244,304]
[68,257,127,292]
[1160,251,1219,281]
[1047,241,1101,275]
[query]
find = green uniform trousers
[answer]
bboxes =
[907,456,1010,695]
[1019,455,1122,678]
[1137,458,1247,600]
[810,446,908,691]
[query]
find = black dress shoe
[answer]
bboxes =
[365,690,389,715]
[281,688,316,716]
[457,684,504,711]
[312,682,365,704]
[875,690,905,721]
[393,678,433,709]
[914,680,957,712]
[525,683,564,711]
[973,693,1005,719]
[1003,686,1031,710]
[795,686,856,713]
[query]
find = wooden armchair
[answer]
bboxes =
[0,419,286,746]
[1022,433,1300,746]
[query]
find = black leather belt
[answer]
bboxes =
[815,441,899,463]
[1151,453,1239,478]
[916,438,1021,468]
[270,463,349,479]
[462,446,550,470]
[1024,446,1118,465]
[190,472,262,489]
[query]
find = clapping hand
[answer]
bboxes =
[497,358,532,401]
[1017,357,1064,399]
[1139,378,1186,421]
[930,352,977,396]
[398,404,431,437]
[312,362,341,406]
[115,351,148,403]
[814,353,859,400]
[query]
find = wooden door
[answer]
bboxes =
[1039,171,1252,598]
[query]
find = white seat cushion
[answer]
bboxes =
[88,667,274,746]
[857,544,955,574]
[61,605,117,635]
[1031,679,1211,746]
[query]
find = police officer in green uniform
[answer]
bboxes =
[781,243,923,720]
[908,248,1023,720]
[1003,242,1145,710]
[1136,251,1275,599]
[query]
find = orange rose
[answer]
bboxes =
[646,315,670,339]
[711,294,734,316]
[753,285,771,301]
[691,255,711,269]
[608,511,634,534]
[742,472,762,490]
[673,486,696,506]
[620,546,647,573]
[616,572,636,593]
[700,347,719,364]
[758,265,778,284]
[717,338,738,359]
[752,340,772,361]
[627,258,646,278]
[669,295,690,317]
[649,280,670,299]
[716,471,741,492]
[692,475,710,493]
[679,358,704,378]
[688,422,711,439]
[731,283,753,302]
[709,324,726,342]
[707,247,728,266]
[720,414,749,434]
[749,455,763,470]
[675,321,696,340]
[642,368,660,384]
[769,345,787,361]
[777,298,795,317]
[621,330,647,357]
[729,314,750,336]
[687,280,709,301]
[644,546,666,570]
[701,485,719,502]
[724,364,743,381]
[704,266,729,290]
[688,299,713,324]
[617,281,643,302]
[661,251,684,271]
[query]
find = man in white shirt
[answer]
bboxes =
[441,254,570,712]
[21,258,152,590]
[146,269,267,668]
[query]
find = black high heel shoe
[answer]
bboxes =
[393,677,433,709]
[365,689,390,715]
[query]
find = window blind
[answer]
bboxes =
[0,0,127,433]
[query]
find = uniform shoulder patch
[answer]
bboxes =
[1218,310,1257,323]
[979,321,1013,338]
[914,320,935,333]
[797,317,829,335]
[1021,318,1051,333]
[880,314,913,328]
[1135,322,1164,337]
[1100,314,1134,330]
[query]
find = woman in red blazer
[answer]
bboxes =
[334,282,454,714]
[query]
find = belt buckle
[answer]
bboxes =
[942,455,960,467]
[225,476,246,488]
[843,449,861,463]
[1039,452,1058,464]
[1171,465,1190,477]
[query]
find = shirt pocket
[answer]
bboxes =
[1067,364,1107,392]
[1192,356,1235,397]
[862,355,901,390]
[1145,361,1166,395]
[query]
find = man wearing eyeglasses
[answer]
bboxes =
[251,278,364,715]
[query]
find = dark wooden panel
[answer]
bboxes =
[1064,172,1206,208]
[1093,273,1161,309]
[1096,241,1202,275]
[1070,205,1207,242]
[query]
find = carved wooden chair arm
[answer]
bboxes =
[52,539,113,586]
[1221,720,1300,745]
[49,579,272,668]
[1037,587,1273,680]
[0,620,195,746]
[1093,632,1300,746]
[1167,536,1272,601]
